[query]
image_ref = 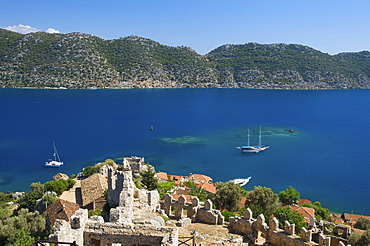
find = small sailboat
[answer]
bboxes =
[230,177,251,186]
[237,126,269,153]
[45,142,63,167]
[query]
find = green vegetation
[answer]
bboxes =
[245,186,279,219]
[221,211,240,222]
[301,201,331,222]
[349,229,370,246]
[354,217,370,230]
[18,182,45,211]
[0,29,369,89]
[157,180,175,199]
[212,181,246,211]
[278,186,300,205]
[44,178,75,195]
[0,208,46,245]
[140,168,158,191]
[88,209,102,217]
[274,207,307,230]
[183,180,212,202]
[82,166,98,177]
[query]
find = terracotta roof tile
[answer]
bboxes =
[196,182,217,194]
[298,199,312,205]
[45,199,80,225]
[290,205,315,219]
[188,174,212,184]
[156,172,168,180]
[81,173,108,207]
[342,213,370,224]
[53,173,69,180]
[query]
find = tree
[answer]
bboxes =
[6,228,34,246]
[44,179,68,195]
[82,166,98,177]
[42,193,58,206]
[349,229,370,246]
[140,168,158,191]
[0,208,46,245]
[354,217,370,230]
[274,207,307,230]
[279,186,300,205]
[245,186,278,219]
[157,181,175,199]
[18,182,45,211]
[213,182,246,211]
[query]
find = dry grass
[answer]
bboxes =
[176,222,251,246]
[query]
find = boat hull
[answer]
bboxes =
[45,161,63,167]
[230,177,251,186]
[238,145,269,153]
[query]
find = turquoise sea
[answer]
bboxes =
[0,88,369,215]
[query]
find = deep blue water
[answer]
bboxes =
[0,88,369,215]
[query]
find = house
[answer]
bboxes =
[81,173,108,211]
[297,199,312,206]
[341,213,370,226]
[196,182,217,194]
[53,173,69,181]
[188,174,212,184]
[168,174,187,185]
[156,172,169,182]
[45,199,80,226]
[290,205,316,226]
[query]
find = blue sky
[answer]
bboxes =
[1,0,369,55]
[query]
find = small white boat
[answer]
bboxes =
[45,142,63,167]
[237,126,269,153]
[230,177,251,186]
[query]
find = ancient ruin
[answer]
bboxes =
[229,208,348,246]
[48,156,352,246]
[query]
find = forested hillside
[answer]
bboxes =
[0,29,369,89]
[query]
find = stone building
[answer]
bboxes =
[50,161,177,245]
[81,173,108,211]
[45,199,81,227]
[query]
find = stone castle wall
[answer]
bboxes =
[229,208,347,246]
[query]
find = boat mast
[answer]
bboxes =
[247,128,250,146]
[53,141,61,162]
[259,126,262,147]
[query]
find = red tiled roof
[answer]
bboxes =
[331,214,344,224]
[168,175,186,185]
[45,199,80,225]
[156,172,168,181]
[188,174,212,184]
[298,199,312,205]
[196,182,217,194]
[352,228,365,235]
[290,205,315,219]
[342,213,370,224]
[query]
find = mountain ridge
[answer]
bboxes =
[1,29,369,89]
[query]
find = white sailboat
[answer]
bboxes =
[45,142,64,167]
[237,126,269,153]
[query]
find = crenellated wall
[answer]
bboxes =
[229,208,347,246]
[160,194,224,225]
